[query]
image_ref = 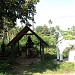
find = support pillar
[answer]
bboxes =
[40,42,44,60]
[11,45,14,61]
[17,41,21,56]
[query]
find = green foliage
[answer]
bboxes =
[19,35,28,46]
[63,49,70,58]
[23,60,75,75]
[57,62,75,73]
[35,26,43,33]
[0,72,9,75]
[65,35,75,40]
[0,63,10,72]
[48,19,52,25]
[62,31,70,35]
[1,25,75,74]
[0,60,11,74]
[70,26,75,35]
[0,0,39,30]
[42,25,50,35]
[62,30,75,40]
[35,25,50,35]
[50,27,55,35]
[55,25,60,30]
[44,47,56,60]
[42,35,56,46]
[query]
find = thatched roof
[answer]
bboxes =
[7,26,49,46]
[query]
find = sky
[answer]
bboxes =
[34,0,75,30]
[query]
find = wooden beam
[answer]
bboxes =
[20,33,34,35]
[25,33,34,35]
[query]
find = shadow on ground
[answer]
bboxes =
[8,53,60,75]
[0,53,75,75]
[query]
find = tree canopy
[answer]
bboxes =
[0,0,39,29]
[35,25,50,35]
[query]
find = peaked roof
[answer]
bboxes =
[7,26,49,46]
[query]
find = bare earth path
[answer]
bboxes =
[11,57,41,75]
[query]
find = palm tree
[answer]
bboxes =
[48,19,53,35]
[48,19,52,28]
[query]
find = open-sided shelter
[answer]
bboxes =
[7,26,49,60]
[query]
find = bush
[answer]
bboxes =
[57,62,75,73]
[0,61,10,73]
[44,47,57,60]
[42,35,56,46]
[65,35,75,40]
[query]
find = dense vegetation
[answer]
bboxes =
[0,24,75,75]
[0,0,75,74]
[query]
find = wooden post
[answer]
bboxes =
[18,41,19,50]
[11,45,14,61]
[41,43,44,60]
[40,42,44,60]
[40,42,41,56]
[17,41,21,56]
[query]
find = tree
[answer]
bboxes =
[35,25,50,35]
[70,26,75,35]
[42,25,50,35]
[55,25,60,30]
[48,19,52,28]
[0,0,39,43]
[35,26,43,33]
[0,0,39,29]
[48,19,52,35]
[50,27,55,35]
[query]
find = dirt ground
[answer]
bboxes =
[11,57,41,74]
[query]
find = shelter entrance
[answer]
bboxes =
[21,36,38,58]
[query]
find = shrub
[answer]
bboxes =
[57,62,75,73]
[0,62,10,72]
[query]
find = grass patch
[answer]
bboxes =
[0,60,12,75]
[0,47,75,75]
[22,60,75,75]
[0,57,75,75]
